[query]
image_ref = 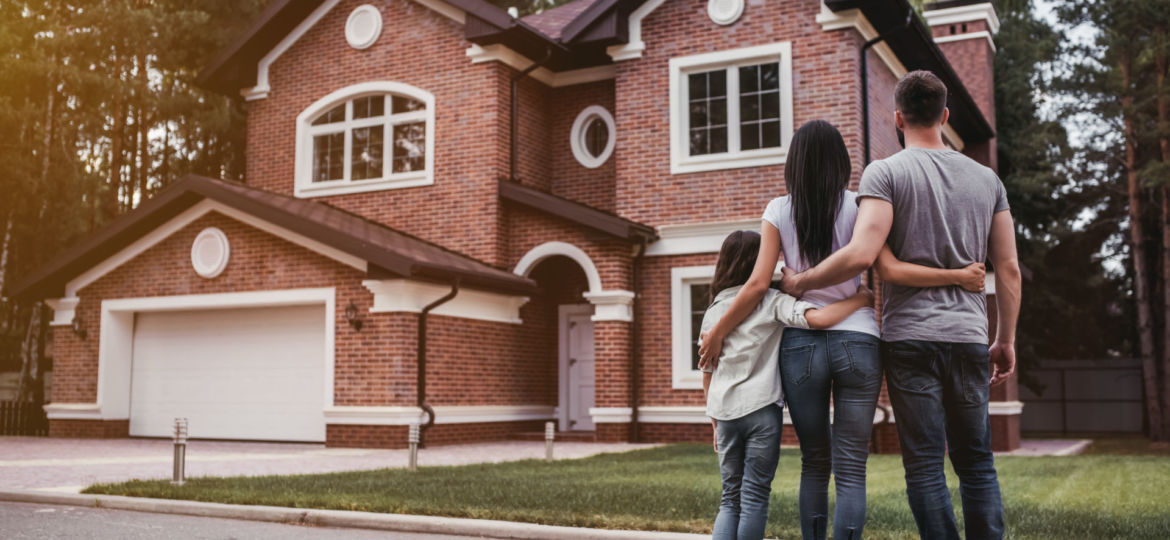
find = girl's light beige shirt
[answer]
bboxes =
[699,285,815,421]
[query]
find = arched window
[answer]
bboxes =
[295,82,435,197]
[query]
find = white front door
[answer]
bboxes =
[560,305,595,431]
[128,304,327,442]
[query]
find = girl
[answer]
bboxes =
[700,229,874,540]
[699,120,985,540]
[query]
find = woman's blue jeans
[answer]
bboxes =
[713,403,783,540]
[781,329,882,540]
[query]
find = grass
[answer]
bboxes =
[84,443,1170,540]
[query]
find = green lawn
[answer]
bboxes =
[84,444,1170,540]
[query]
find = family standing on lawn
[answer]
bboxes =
[696,70,1022,540]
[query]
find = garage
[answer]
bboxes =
[128,304,327,442]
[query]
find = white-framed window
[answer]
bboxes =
[294,81,435,198]
[671,265,716,389]
[670,263,785,389]
[570,105,616,169]
[668,42,794,175]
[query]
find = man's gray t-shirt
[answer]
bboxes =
[858,147,1009,344]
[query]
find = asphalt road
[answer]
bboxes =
[0,501,482,539]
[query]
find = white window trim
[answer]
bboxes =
[671,263,785,389]
[295,81,436,198]
[671,265,716,389]
[570,105,616,169]
[669,42,794,175]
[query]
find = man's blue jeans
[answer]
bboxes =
[781,329,882,540]
[883,340,1005,540]
[713,403,783,540]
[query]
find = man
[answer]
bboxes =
[781,70,1020,540]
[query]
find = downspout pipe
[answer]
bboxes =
[861,10,913,287]
[418,279,459,447]
[628,238,648,442]
[510,48,553,181]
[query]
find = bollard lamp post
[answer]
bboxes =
[545,421,555,461]
[172,418,188,485]
[408,423,420,471]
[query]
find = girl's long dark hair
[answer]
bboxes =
[784,120,851,267]
[710,230,761,304]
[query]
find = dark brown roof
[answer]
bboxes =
[522,0,604,40]
[9,175,536,300]
[499,180,656,243]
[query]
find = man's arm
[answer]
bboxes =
[782,198,894,297]
[987,210,1021,386]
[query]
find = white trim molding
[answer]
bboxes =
[45,296,80,327]
[570,105,616,169]
[361,279,528,324]
[646,219,761,257]
[582,290,635,322]
[514,241,604,293]
[989,400,1024,416]
[589,407,633,424]
[294,81,436,198]
[63,200,366,299]
[323,405,555,425]
[44,402,104,420]
[466,44,617,87]
[606,0,667,61]
[241,0,465,100]
[816,3,966,152]
[933,31,997,53]
[93,288,336,422]
[669,42,794,175]
[923,3,1000,34]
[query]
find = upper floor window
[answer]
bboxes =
[669,42,793,175]
[295,82,435,198]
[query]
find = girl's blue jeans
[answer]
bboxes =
[713,403,783,540]
[781,328,882,540]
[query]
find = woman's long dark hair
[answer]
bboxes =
[784,120,852,267]
[709,230,761,304]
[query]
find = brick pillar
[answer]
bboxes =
[592,320,633,442]
[986,292,1022,451]
[924,2,998,169]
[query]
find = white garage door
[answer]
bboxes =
[129,304,327,442]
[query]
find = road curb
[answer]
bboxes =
[0,489,708,540]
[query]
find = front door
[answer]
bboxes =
[560,305,595,431]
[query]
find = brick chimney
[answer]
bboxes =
[924,1,999,171]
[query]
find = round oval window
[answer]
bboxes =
[570,105,615,169]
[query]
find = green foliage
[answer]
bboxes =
[83,444,1170,539]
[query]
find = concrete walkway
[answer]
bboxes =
[999,438,1092,456]
[0,437,660,492]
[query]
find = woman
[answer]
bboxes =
[698,120,984,540]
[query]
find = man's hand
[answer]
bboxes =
[710,418,719,453]
[989,340,1016,386]
[780,266,806,298]
[698,330,722,371]
[957,262,986,293]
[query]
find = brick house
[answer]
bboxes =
[12,0,1021,450]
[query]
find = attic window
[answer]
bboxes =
[295,82,435,198]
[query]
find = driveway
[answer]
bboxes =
[0,437,659,492]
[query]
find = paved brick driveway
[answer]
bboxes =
[0,437,659,492]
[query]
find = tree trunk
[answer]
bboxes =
[1155,33,1170,438]
[107,90,125,220]
[137,51,149,203]
[15,304,43,403]
[1124,56,1164,440]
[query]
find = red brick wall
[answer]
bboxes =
[637,253,714,408]
[548,81,618,213]
[614,0,865,227]
[930,20,997,170]
[866,48,903,163]
[247,0,505,265]
[327,420,548,449]
[48,419,129,438]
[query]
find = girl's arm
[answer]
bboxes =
[697,220,783,370]
[803,284,875,329]
[875,245,985,292]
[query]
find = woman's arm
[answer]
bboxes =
[697,221,783,370]
[803,284,875,329]
[875,245,985,292]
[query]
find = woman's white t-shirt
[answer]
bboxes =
[762,190,879,337]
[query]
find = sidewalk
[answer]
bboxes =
[0,437,659,492]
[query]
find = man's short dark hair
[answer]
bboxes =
[895,70,948,127]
